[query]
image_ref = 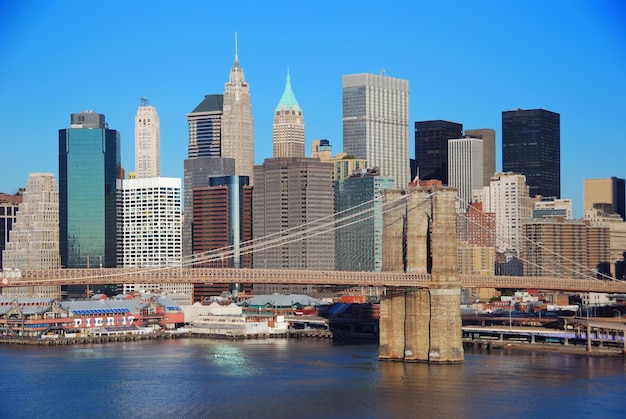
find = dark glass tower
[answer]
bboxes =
[502,108,560,198]
[59,111,121,269]
[414,120,463,184]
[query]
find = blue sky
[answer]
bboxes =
[0,1,624,217]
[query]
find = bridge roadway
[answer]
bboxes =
[3,268,626,293]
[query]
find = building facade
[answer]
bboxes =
[456,202,496,248]
[532,197,573,219]
[414,120,463,185]
[464,128,496,187]
[134,97,160,178]
[343,73,410,188]
[488,172,532,253]
[448,137,484,209]
[252,157,334,270]
[187,94,224,159]
[221,52,254,183]
[117,177,181,268]
[583,177,625,221]
[310,139,332,159]
[334,168,395,272]
[2,173,60,298]
[59,111,121,268]
[182,157,235,258]
[523,217,610,279]
[502,108,560,198]
[273,71,304,158]
[0,191,22,270]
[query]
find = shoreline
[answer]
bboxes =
[465,340,626,357]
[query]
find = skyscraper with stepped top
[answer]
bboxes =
[134,97,160,178]
[273,71,304,158]
[221,35,254,184]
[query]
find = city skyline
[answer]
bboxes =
[0,1,624,217]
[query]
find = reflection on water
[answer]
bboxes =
[0,340,625,418]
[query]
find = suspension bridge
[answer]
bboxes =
[2,186,625,362]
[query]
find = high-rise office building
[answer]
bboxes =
[0,191,22,270]
[414,120,463,185]
[134,97,160,178]
[464,128,496,187]
[117,177,181,268]
[502,108,560,198]
[532,197,573,220]
[182,157,235,258]
[253,157,334,270]
[2,174,60,298]
[221,47,254,183]
[273,71,304,158]
[448,137,483,209]
[523,218,610,279]
[583,177,625,220]
[334,168,395,272]
[116,177,186,296]
[343,73,410,188]
[187,94,224,159]
[59,111,121,269]
[488,172,532,253]
[3,173,60,270]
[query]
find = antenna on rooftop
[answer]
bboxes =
[380,68,386,76]
[140,96,149,106]
[235,32,239,61]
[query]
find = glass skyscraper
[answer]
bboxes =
[502,108,560,199]
[59,111,120,269]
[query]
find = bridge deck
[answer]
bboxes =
[2,268,626,293]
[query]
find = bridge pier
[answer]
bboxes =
[380,187,464,363]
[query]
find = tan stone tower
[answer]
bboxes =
[221,35,255,184]
[379,186,464,363]
[273,70,304,158]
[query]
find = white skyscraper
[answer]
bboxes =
[117,177,188,295]
[134,98,161,178]
[222,39,254,184]
[2,173,60,298]
[448,138,484,209]
[488,172,532,253]
[342,73,410,188]
[117,177,182,267]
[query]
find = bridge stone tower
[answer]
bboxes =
[379,187,464,363]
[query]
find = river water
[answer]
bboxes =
[1,339,625,418]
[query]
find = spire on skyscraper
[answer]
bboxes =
[276,69,300,111]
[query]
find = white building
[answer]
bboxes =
[2,173,60,298]
[117,177,188,294]
[342,73,410,188]
[448,137,484,210]
[533,197,573,219]
[488,172,532,253]
[134,98,160,178]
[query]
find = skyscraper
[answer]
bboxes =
[448,137,483,209]
[2,173,60,298]
[117,177,181,268]
[343,73,410,188]
[187,94,224,159]
[488,172,532,253]
[182,157,235,258]
[464,128,496,187]
[414,120,463,185]
[221,45,254,183]
[502,108,560,198]
[0,191,22,270]
[273,71,304,158]
[334,168,395,272]
[134,97,160,178]
[253,157,334,270]
[59,111,121,269]
[583,177,625,220]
